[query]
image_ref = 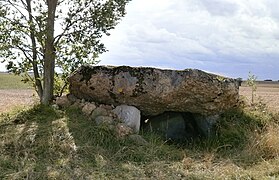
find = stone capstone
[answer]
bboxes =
[69,65,239,116]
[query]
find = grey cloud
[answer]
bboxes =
[99,0,279,80]
[266,0,279,21]
[199,0,239,16]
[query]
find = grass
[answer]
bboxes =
[0,101,279,179]
[0,105,183,179]
[0,73,31,89]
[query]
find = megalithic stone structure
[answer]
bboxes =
[68,65,239,116]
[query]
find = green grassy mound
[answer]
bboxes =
[0,103,278,179]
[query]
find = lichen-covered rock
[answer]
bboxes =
[69,65,239,116]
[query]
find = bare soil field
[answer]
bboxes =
[240,82,279,112]
[0,89,38,113]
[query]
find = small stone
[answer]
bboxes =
[56,95,71,108]
[112,105,141,133]
[51,104,59,110]
[70,101,84,109]
[95,116,114,126]
[79,102,86,109]
[99,104,113,111]
[82,102,96,116]
[91,107,109,120]
[67,94,78,104]
[115,123,133,138]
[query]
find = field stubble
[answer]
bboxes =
[0,89,38,113]
[240,82,279,113]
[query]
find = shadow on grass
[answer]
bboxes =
[0,104,278,179]
[0,105,183,179]
[65,106,184,178]
[0,105,62,179]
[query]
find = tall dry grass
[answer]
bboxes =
[247,123,279,159]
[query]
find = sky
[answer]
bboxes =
[1,0,279,80]
[98,0,279,80]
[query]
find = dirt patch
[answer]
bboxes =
[0,89,38,113]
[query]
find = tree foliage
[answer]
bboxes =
[0,0,130,104]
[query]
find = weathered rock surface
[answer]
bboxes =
[69,65,239,116]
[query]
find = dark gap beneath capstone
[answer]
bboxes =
[141,111,209,143]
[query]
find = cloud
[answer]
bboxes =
[199,0,239,16]
[0,0,278,79]
[98,0,279,79]
[266,0,279,22]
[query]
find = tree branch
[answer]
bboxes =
[6,0,28,21]
[26,0,43,99]
[14,45,32,62]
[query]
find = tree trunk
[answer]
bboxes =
[26,0,43,100]
[42,0,58,105]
